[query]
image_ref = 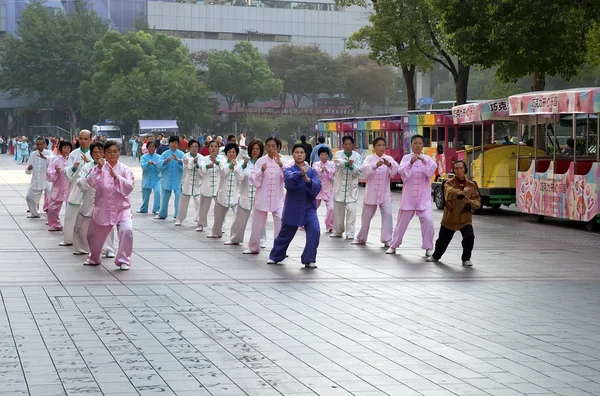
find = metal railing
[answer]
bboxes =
[28,126,72,140]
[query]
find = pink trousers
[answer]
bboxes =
[247,208,282,252]
[356,201,393,243]
[47,198,65,229]
[87,218,133,266]
[316,196,334,232]
[389,209,434,250]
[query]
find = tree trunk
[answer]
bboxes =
[68,104,78,140]
[532,71,545,91]
[454,61,470,106]
[227,96,235,111]
[401,65,416,111]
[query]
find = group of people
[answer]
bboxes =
[23,129,481,271]
[25,130,134,270]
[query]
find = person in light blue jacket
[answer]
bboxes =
[129,137,140,161]
[137,140,161,214]
[156,136,184,219]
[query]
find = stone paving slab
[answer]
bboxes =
[0,153,600,395]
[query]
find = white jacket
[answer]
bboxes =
[216,161,244,208]
[199,154,225,198]
[26,149,53,190]
[237,159,257,211]
[181,152,203,196]
[76,162,96,217]
[333,150,362,203]
[65,148,91,205]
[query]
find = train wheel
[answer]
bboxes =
[434,187,444,210]
[585,220,598,232]
[532,215,545,223]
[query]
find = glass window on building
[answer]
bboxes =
[0,5,6,33]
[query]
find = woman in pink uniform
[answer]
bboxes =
[353,137,398,247]
[84,141,135,270]
[312,146,335,232]
[243,137,285,254]
[386,134,437,256]
[46,141,73,231]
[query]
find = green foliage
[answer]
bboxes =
[275,116,314,142]
[432,0,600,88]
[207,42,282,110]
[245,115,276,139]
[341,55,396,113]
[0,2,109,133]
[267,44,342,107]
[82,30,213,129]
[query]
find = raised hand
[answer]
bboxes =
[348,159,354,167]
[81,154,90,164]
[164,157,171,163]
[261,163,267,172]
[27,164,33,171]
[376,160,384,168]
[97,158,105,169]
[244,157,250,165]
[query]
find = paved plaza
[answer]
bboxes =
[0,153,600,396]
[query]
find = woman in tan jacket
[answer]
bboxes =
[427,160,481,266]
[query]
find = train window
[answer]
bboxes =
[331,132,338,149]
[391,131,398,150]
[447,127,456,148]
[457,126,473,147]
[433,127,439,142]
[422,127,431,146]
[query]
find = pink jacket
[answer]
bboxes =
[250,155,284,212]
[398,154,437,210]
[86,162,135,226]
[362,154,399,206]
[312,160,335,200]
[46,156,70,202]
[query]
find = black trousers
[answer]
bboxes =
[432,224,474,261]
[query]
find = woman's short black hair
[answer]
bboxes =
[373,137,386,147]
[453,160,469,175]
[247,139,264,158]
[292,143,306,153]
[224,142,239,156]
[146,140,156,149]
[411,134,425,143]
[188,139,199,149]
[317,146,329,156]
[89,141,104,154]
[169,135,180,144]
[104,141,120,153]
[58,141,72,152]
[265,137,282,149]
[342,135,354,144]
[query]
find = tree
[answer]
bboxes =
[81,30,213,130]
[431,0,600,91]
[0,2,109,135]
[190,50,210,81]
[207,42,282,112]
[338,0,471,105]
[342,0,432,110]
[343,55,396,113]
[267,44,342,109]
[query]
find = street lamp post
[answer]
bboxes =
[341,38,347,53]
[384,90,403,114]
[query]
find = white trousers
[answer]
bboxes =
[62,204,80,244]
[333,201,356,237]
[212,204,233,236]
[248,208,281,252]
[73,213,115,254]
[176,194,200,224]
[229,207,266,244]
[197,196,216,227]
[26,187,45,217]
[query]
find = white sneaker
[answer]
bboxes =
[385,248,396,254]
[351,239,366,245]
[345,235,354,240]
[207,233,221,238]
[260,242,266,249]
[224,240,239,245]
[304,262,317,268]
[119,263,130,270]
[243,249,259,254]
[330,233,342,238]
[426,256,439,262]
[175,221,181,226]
[58,242,72,247]
[27,215,40,219]
[462,260,473,267]
[106,251,116,258]
[196,225,204,232]
[267,259,278,264]
[425,249,433,257]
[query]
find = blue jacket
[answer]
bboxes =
[158,149,184,190]
[282,164,321,227]
[140,153,161,189]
